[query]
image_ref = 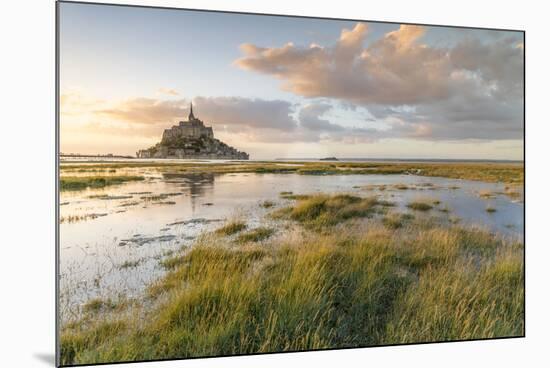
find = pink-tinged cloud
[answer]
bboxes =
[235,23,451,105]
[93,96,298,131]
[95,98,188,124]
[235,23,524,140]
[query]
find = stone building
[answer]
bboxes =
[136,103,249,160]
[160,103,214,143]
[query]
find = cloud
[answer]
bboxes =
[235,23,524,141]
[299,103,344,132]
[294,102,384,144]
[62,90,386,145]
[193,96,298,131]
[368,69,523,140]
[157,88,180,96]
[60,92,303,145]
[449,37,523,100]
[96,98,188,124]
[235,23,451,105]
[60,91,106,116]
[92,96,298,131]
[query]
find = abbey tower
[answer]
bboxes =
[136,102,249,160]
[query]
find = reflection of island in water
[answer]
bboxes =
[162,172,215,212]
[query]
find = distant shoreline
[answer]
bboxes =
[275,158,524,164]
[60,155,523,164]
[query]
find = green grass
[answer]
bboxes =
[407,201,433,211]
[140,193,182,201]
[60,218,523,364]
[236,227,275,243]
[281,194,312,200]
[215,220,247,236]
[260,200,276,208]
[60,194,524,365]
[60,213,107,224]
[382,212,414,229]
[363,184,388,191]
[60,176,144,191]
[160,254,187,270]
[119,260,141,269]
[384,248,523,342]
[61,320,127,364]
[276,194,392,229]
[81,298,116,314]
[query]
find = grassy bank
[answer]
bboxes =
[60,175,144,191]
[61,160,524,184]
[60,194,523,365]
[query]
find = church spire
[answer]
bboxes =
[188,102,195,120]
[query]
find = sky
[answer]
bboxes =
[59,2,524,160]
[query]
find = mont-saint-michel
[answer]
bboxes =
[136,103,249,160]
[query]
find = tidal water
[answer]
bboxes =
[59,170,523,322]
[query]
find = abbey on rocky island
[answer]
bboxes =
[136,103,249,160]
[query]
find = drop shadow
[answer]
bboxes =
[33,353,56,366]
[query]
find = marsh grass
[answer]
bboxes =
[362,184,388,191]
[282,194,312,200]
[61,161,523,184]
[60,176,144,191]
[407,200,433,211]
[279,191,312,200]
[82,298,117,314]
[140,193,182,202]
[384,248,523,342]
[61,217,523,365]
[119,260,141,269]
[479,190,496,199]
[382,212,414,229]
[449,216,461,224]
[276,194,392,229]
[60,213,107,224]
[160,254,187,270]
[88,194,133,200]
[60,320,127,365]
[365,184,440,192]
[260,200,276,208]
[236,227,275,243]
[153,201,176,206]
[118,201,140,207]
[215,220,247,236]
[60,193,524,365]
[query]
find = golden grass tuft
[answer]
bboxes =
[407,200,433,211]
[236,227,275,243]
[60,175,144,191]
[215,220,247,236]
